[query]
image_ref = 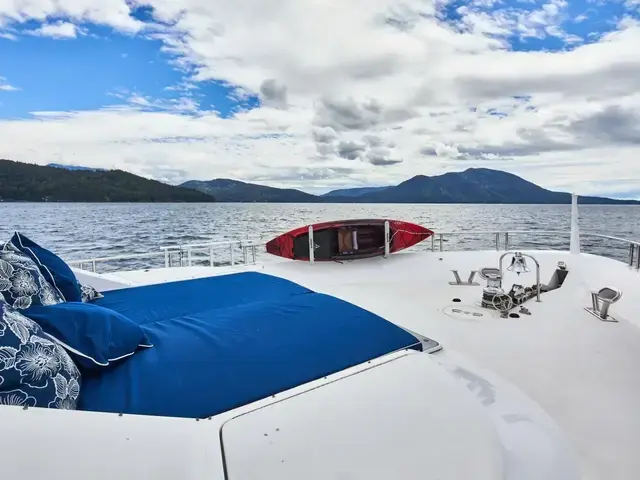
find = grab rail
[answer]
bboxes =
[67,230,640,273]
[159,239,263,269]
[429,231,640,269]
[67,238,265,273]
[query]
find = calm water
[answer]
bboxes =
[1,203,638,271]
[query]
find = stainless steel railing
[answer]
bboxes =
[67,230,640,273]
[430,231,640,268]
[160,239,262,268]
[67,239,264,273]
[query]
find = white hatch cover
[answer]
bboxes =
[221,352,504,480]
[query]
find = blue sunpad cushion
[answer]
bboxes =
[0,242,64,310]
[25,302,152,370]
[80,287,421,419]
[10,232,82,303]
[0,303,81,409]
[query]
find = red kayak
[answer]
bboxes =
[266,219,433,261]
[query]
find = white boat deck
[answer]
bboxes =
[72,248,640,480]
[3,195,640,480]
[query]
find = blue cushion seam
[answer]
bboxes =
[14,232,67,302]
[102,286,316,328]
[134,293,320,330]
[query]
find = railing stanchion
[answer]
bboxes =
[187,247,192,267]
[210,245,215,267]
[309,226,315,264]
[629,244,635,268]
[252,245,256,264]
[495,233,500,251]
[431,235,435,252]
[636,245,640,270]
[230,243,235,266]
[439,234,443,252]
[384,221,390,258]
[504,232,509,251]
[164,249,169,268]
[91,260,96,273]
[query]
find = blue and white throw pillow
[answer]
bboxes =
[9,232,83,303]
[0,303,81,409]
[80,283,104,303]
[0,243,64,310]
[25,302,152,370]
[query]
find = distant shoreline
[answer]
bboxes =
[1,201,638,206]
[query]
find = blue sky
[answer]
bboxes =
[1,0,636,119]
[0,0,639,197]
[0,24,259,118]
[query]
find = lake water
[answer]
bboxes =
[1,203,639,271]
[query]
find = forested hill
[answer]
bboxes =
[0,160,215,202]
[182,168,640,204]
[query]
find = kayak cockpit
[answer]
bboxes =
[293,225,386,260]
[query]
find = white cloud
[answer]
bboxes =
[0,0,143,32]
[30,21,78,38]
[0,1,639,197]
[0,76,18,91]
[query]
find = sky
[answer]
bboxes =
[1,0,640,197]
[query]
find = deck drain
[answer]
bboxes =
[452,298,461,303]
[509,313,520,318]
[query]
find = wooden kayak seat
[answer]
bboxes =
[338,228,356,253]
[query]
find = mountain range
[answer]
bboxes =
[0,159,637,204]
[181,169,639,204]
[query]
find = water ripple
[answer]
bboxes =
[0,203,638,271]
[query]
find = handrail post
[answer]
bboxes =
[252,245,256,264]
[384,220,390,258]
[431,235,435,252]
[495,233,500,251]
[230,243,235,266]
[439,233,443,252]
[504,232,509,251]
[164,249,169,268]
[570,194,581,254]
[308,226,315,264]
[629,244,635,268]
[187,247,192,267]
[91,260,96,273]
[210,245,214,266]
[636,245,640,270]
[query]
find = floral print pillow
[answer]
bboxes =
[0,303,81,409]
[0,243,64,310]
[80,283,104,303]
